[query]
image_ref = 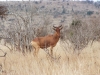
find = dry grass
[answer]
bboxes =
[0,1,100,75]
[0,40,100,75]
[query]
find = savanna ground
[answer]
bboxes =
[0,1,100,75]
[0,40,100,75]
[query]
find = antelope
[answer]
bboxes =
[31,25,63,56]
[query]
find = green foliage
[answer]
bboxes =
[71,20,82,27]
[87,11,94,16]
[62,6,66,14]
[72,8,74,12]
[96,12,99,15]
[41,6,45,9]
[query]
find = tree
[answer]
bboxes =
[0,5,8,20]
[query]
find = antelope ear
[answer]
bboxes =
[59,25,63,30]
[53,26,56,28]
[53,28,56,31]
[60,27,63,30]
[59,25,62,28]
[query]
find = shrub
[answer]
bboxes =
[87,11,94,16]
[63,16,100,53]
[62,6,66,14]
[41,6,45,9]
[71,20,81,27]
[0,5,8,19]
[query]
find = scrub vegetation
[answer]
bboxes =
[0,1,100,75]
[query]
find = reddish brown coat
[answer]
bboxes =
[31,25,63,56]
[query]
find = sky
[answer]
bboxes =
[0,0,39,1]
[0,0,99,1]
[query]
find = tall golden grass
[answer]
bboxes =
[0,40,100,75]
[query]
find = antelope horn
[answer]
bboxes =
[59,25,62,28]
[59,25,63,30]
[53,25,56,28]
[60,26,63,30]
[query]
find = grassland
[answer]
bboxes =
[0,1,100,75]
[0,40,100,75]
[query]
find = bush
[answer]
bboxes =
[71,20,81,27]
[87,11,94,16]
[62,6,66,14]
[0,5,7,15]
[67,19,88,50]
[63,16,100,52]
[41,6,45,9]
[0,5,8,19]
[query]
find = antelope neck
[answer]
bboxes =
[53,31,60,39]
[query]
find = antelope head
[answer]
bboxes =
[53,25,63,32]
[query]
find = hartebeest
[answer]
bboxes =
[31,25,63,56]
